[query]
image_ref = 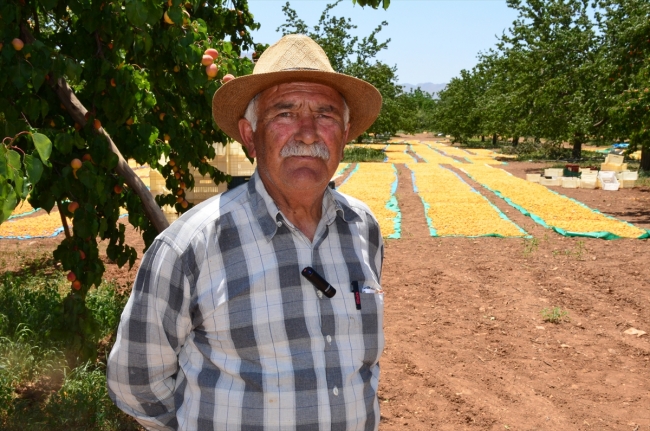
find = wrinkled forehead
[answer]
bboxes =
[256,82,346,109]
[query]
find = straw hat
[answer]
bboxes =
[211,34,382,143]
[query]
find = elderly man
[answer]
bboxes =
[107,34,385,431]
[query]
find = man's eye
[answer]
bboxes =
[278,112,293,118]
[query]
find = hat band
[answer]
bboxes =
[277,67,325,72]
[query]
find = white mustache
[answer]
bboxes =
[279,141,330,160]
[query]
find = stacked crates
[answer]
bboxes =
[601,154,627,172]
[185,141,256,204]
[149,142,257,216]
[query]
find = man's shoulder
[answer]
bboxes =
[156,185,250,251]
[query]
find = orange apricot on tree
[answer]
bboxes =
[204,48,219,60]
[12,38,24,51]
[201,55,214,66]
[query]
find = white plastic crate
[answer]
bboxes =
[184,169,228,204]
[561,177,580,188]
[616,171,638,181]
[601,162,627,172]
[526,173,541,183]
[149,169,168,196]
[540,177,561,186]
[598,171,620,191]
[605,153,624,165]
[580,178,597,189]
[619,179,637,189]
[544,168,563,178]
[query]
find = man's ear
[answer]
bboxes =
[238,118,257,158]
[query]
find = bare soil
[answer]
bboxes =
[1,134,649,430]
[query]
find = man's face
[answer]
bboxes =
[239,82,350,195]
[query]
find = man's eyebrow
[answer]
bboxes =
[271,102,297,111]
[315,105,337,113]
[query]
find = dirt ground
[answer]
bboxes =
[1,135,649,431]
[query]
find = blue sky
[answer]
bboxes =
[247,0,520,85]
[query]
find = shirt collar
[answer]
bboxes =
[247,170,361,241]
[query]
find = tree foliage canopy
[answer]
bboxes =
[431,0,650,167]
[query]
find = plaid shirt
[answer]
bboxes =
[107,171,385,431]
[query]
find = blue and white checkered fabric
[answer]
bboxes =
[107,171,384,431]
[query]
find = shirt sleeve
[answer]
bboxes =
[107,238,193,430]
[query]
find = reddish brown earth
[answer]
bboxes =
[1,135,649,431]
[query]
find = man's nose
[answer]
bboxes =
[293,114,318,145]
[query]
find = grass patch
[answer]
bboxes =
[0,258,139,430]
[343,146,385,163]
[540,307,570,324]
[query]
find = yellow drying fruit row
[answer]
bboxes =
[337,162,400,238]
[383,144,417,164]
[0,211,67,238]
[427,143,505,165]
[408,163,527,237]
[461,163,648,238]
[8,200,36,218]
[409,142,461,165]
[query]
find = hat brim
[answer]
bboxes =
[212,70,382,144]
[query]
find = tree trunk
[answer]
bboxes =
[492,134,497,146]
[641,145,650,173]
[52,78,170,234]
[571,135,583,160]
[481,135,485,142]
[512,136,519,147]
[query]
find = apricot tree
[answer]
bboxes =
[0,0,260,356]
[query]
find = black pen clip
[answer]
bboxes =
[301,267,336,298]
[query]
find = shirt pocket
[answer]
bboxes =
[348,279,384,365]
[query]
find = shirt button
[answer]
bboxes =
[333,386,339,396]
[276,221,282,227]
[326,335,332,343]
[317,291,323,299]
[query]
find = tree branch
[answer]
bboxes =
[51,77,169,233]
[56,200,72,240]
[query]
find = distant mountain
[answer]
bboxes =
[400,82,447,98]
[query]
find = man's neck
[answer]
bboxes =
[260,174,326,242]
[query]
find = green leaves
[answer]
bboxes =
[352,0,390,10]
[24,154,44,184]
[31,133,52,164]
[0,182,17,224]
[125,0,160,27]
